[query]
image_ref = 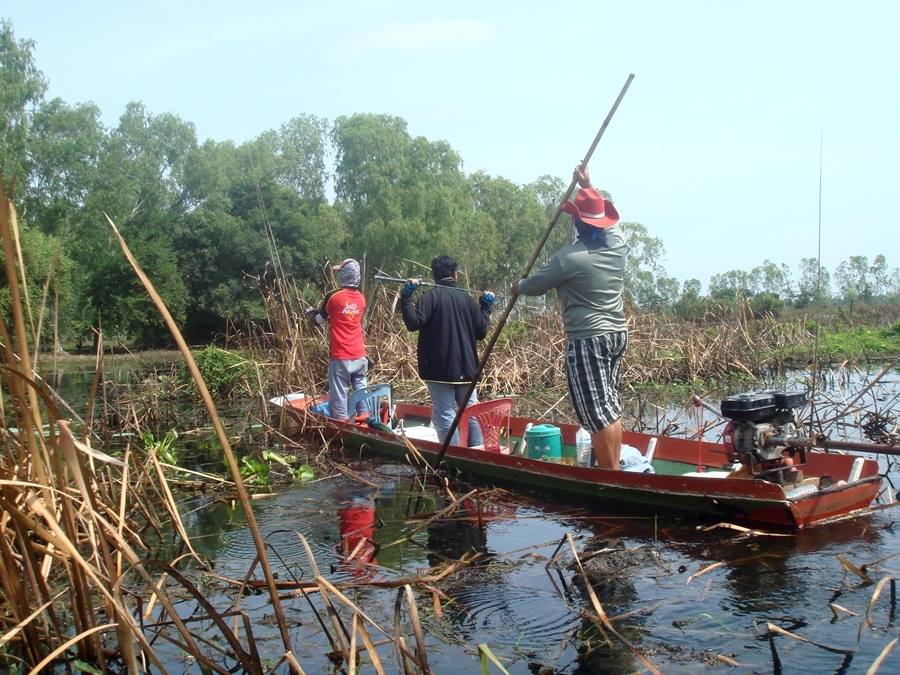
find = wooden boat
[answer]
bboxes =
[271,390,884,530]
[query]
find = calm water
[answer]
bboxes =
[48,357,900,673]
[168,460,898,674]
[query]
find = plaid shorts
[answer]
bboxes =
[565,331,628,432]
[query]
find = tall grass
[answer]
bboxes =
[0,188,298,671]
[1,187,445,672]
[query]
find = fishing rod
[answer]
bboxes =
[373,274,484,296]
[434,73,636,468]
[375,274,554,315]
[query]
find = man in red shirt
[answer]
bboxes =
[311,259,368,420]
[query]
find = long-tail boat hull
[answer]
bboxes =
[274,395,883,530]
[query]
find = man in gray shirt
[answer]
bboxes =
[513,165,627,469]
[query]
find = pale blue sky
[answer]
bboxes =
[5,1,898,287]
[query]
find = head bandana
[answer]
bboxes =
[338,259,361,288]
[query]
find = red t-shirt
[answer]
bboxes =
[324,288,367,359]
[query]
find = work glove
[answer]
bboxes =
[479,291,496,312]
[304,307,325,326]
[401,278,419,299]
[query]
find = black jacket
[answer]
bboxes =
[401,282,491,382]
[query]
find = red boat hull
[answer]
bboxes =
[274,396,883,530]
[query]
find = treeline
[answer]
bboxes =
[653,255,899,321]
[1,20,898,348]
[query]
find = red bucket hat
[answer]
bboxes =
[561,188,619,229]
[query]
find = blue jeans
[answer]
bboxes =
[426,382,483,447]
[329,358,368,420]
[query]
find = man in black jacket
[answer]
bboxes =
[401,255,495,446]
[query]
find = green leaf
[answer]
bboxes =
[72,660,103,675]
[262,449,290,466]
[294,464,315,482]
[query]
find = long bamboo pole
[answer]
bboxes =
[434,73,635,466]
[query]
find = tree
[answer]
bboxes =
[276,115,329,201]
[619,221,676,310]
[527,174,568,260]
[795,257,831,308]
[332,113,470,274]
[870,254,890,298]
[79,232,187,347]
[175,130,343,340]
[26,98,104,233]
[708,269,757,301]
[889,268,900,302]
[835,255,874,308]
[748,291,784,318]
[0,224,71,349]
[0,19,47,189]
[754,259,793,300]
[468,171,544,288]
[69,102,197,346]
[674,278,706,320]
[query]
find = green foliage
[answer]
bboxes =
[619,221,679,310]
[179,346,255,398]
[467,171,545,288]
[239,450,315,485]
[0,19,47,186]
[4,17,899,349]
[292,463,316,482]
[71,660,102,675]
[332,113,471,274]
[239,455,270,485]
[748,291,784,318]
[674,278,706,320]
[817,323,900,359]
[141,430,179,465]
[0,225,67,337]
[795,257,830,308]
[834,255,892,308]
[496,319,529,347]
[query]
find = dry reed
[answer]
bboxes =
[247,282,897,424]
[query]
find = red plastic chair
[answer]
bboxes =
[458,398,513,453]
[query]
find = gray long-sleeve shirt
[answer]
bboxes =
[517,225,627,339]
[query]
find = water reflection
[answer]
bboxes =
[36,357,900,673]
[335,485,378,578]
[168,463,899,673]
[426,498,491,563]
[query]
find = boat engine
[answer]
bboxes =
[720,390,807,483]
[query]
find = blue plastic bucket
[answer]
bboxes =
[526,424,562,460]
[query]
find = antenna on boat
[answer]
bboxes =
[808,132,824,437]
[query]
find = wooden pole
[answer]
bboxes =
[434,73,635,466]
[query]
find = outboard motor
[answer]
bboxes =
[721,390,807,484]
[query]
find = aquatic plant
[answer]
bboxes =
[177,344,256,397]
[239,449,316,485]
[240,454,271,485]
[141,429,179,465]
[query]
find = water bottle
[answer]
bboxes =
[575,427,592,466]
